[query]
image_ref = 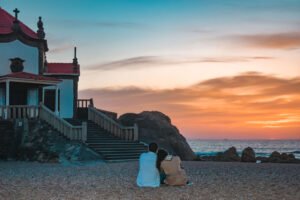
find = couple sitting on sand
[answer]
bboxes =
[136,143,188,187]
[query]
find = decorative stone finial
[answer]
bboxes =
[37,16,46,39]
[73,47,78,65]
[13,8,20,21]
[44,58,48,73]
[12,8,20,31]
[73,47,79,73]
[10,57,25,73]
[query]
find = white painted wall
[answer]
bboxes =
[44,79,74,118]
[0,40,39,75]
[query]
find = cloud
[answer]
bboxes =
[48,43,73,54]
[79,72,300,139]
[87,56,274,70]
[54,19,143,29]
[229,32,300,49]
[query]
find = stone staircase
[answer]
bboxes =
[86,121,146,162]
[65,119,147,162]
[0,120,15,159]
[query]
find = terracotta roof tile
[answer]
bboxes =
[0,7,38,39]
[0,72,60,82]
[46,63,80,75]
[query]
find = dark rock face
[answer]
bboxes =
[119,111,195,160]
[0,121,17,160]
[16,120,60,163]
[241,147,256,162]
[16,120,101,163]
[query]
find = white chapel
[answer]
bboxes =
[0,7,79,118]
[0,7,142,162]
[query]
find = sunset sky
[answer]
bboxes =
[2,0,300,139]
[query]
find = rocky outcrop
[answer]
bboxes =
[119,111,195,160]
[216,147,240,161]
[241,147,256,162]
[16,120,101,163]
[266,151,299,163]
[197,147,240,162]
[0,121,16,160]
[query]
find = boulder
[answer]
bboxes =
[281,153,289,161]
[268,151,299,163]
[241,147,256,162]
[269,151,282,162]
[16,120,101,163]
[215,147,240,161]
[119,111,195,160]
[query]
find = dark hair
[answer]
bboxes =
[148,143,158,153]
[157,149,168,170]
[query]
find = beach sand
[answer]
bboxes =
[0,161,299,200]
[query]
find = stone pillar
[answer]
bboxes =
[55,86,59,116]
[5,80,10,106]
[42,88,45,104]
[5,81,10,119]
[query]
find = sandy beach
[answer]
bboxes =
[0,161,299,200]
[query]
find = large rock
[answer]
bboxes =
[268,151,281,162]
[16,120,102,163]
[241,147,256,162]
[215,146,240,161]
[119,111,195,160]
[267,151,299,163]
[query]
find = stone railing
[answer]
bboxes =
[0,105,39,120]
[77,98,94,108]
[39,104,87,142]
[88,106,138,141]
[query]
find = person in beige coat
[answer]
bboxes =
[157,149,188,186]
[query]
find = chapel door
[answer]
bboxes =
[44,89,56,111]
[9,83,27,105]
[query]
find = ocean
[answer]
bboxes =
[188,139,300,159]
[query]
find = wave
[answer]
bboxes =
[291,151,300,154]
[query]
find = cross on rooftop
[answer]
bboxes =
[13,8,20,20]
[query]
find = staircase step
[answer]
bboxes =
[104,155,140,160]
[90,146,146,150]
[87,143,144,146]
[106,159,138,162]
[82,120,147,162]
[98,152,144,156]
[93,149,145,153]
[87,135,118,138]
[86,141,140,144]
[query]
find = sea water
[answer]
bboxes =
[188,140,300,159]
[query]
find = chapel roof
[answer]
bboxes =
[45,63,80,75]
[0,7,38,39]
[0,72,61,83]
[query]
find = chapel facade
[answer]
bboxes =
[0,7,79,118]
[0,8,141,162]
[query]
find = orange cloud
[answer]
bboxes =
[231,32,300,49]
[79,72,300,139]
[87,56,274,70]
[48,44,73,54]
